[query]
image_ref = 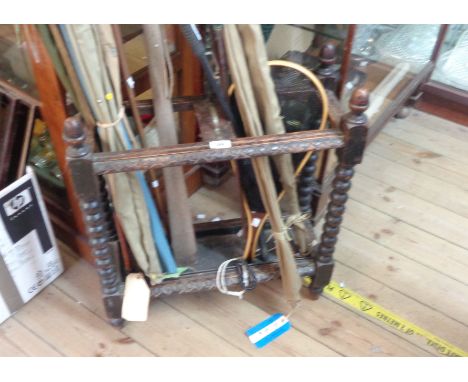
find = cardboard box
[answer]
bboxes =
[0,167,63,324]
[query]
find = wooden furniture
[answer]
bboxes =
[293,24,449,221]
[0,79,39,189]
[322,24,448,143]
[119,25,204,195]
[6,25,205,261]
[10,24,453,262]
[64,72,369,325]
[0,24,371,327]
[0,26,39,189]
[22,25,94,261]
[416,24,468,126]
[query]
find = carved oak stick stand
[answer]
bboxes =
[64,118,124,327]
[309,88,369,295]
[63,86,368,326]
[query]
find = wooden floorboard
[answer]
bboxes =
[331,263,467,354]
[0,336,26,356]
[13,285,155,357]
[334,231,468,339]
[343,199,468,286]
[349,172,468,250]
[54,250,248,356]
[358,152,468,219]
[370,133,468,188]
[1,110,467,356]
[163,291,339,356]
[384,118,468,165]
[0,318,63,356]
[246,281,429,356]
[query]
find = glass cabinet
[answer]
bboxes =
[0,25,37,95]
[0,25,64,192]
[262,24,446,220]
[260,24,447,141]
[341,24,444,140]
[418,24,468,126]
[431,24,468,92]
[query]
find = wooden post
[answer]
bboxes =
[337,25,357,99]
[22,25,93,261]
[316,43,340,93]
[0,100,18,188]
[64,116,124,326]
[175,25,203,194]
[310,87,369,293]
[301,43,340,219]
[297,151,318,216]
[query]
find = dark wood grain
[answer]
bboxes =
[193,99,233,186]
[16,106,36,179]
[311,87,369,293]
[120,25,143,43]
[132,51,182,97]
[92,129,345,175]
[421,80,468,107]
[431,25,449,63]
[125,95,208,116]
[212,25,229,94]
[418,101,468,127]
[64,116,124,326]
[151,256,316,297]
[175,25,203,145]
[0,79,39,185]
[0,99,17,188]
[337,24,356,98]
[317,43,340,92]
[298,152,319,215]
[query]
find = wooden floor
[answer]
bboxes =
[1,110,468,356]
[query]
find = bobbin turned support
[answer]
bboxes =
[296,43,340,236]
[64,116,124,326]
[310,88,369,294]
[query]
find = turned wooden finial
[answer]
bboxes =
[349,87,369,114]
[339,87,369,166]
[317,43,339,91]
[63,116,89,158]
[319,43,337,67]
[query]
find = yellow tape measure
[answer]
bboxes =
[303,277,468,357]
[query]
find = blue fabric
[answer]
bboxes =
[119,124,178,274]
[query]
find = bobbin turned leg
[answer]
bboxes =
[294,44,340,248]
[310,88,369,295]
[297,152,319,216]
[64,116,124,326]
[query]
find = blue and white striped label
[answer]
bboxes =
[246,313,291,348]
